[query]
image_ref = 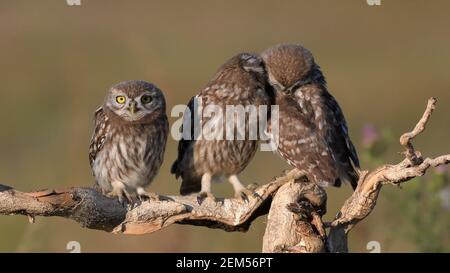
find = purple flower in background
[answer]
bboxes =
[434,164,448,175]
[362,124,381,148]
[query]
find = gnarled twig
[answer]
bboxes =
[326,97,449,252]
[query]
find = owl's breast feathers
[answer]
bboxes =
[171,67,272,194]
[276,92,338,187]
[90,107,168,190]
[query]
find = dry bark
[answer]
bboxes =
[0,169,299,234]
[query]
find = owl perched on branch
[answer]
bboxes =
[171,53,272,202]
[89,80,168,204]
[262,44,360,189]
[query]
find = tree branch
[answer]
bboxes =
[400,97,437,164]
[327,97,449,252]
[0,169,301,234]
[262,180,328,253]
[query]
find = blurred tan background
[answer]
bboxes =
[0,0,449,252]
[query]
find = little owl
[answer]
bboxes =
[262,44,360,189]
[171,53,272,202]
[89,80,168,204]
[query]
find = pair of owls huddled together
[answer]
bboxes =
[89,44,360,205]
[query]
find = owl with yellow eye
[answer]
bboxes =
[89,80,169,205]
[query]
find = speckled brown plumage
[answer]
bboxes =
[171,53,272,199]
[262,44,359,189]
[89,80,168,204]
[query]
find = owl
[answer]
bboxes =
[171,53,272,202]
[89,80,169,204]
[261,44,360,189]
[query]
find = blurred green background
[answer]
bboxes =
[0,0,449,252]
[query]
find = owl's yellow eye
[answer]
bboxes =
[116,96,126,104]
[141,95,152,104]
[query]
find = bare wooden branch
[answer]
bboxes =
[0,169,300,235]
[327,97,448,252]
[400,97,437,164]
[262,180,327,253]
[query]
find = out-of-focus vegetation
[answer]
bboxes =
[395,170,450,252]
[0,0,449,252]
[362,124,450,252]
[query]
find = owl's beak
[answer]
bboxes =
[128,101,139,115]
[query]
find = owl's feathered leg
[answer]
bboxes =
[109,181,133,206]
[136,187,159,202]
[228,175,254,201]
[197,172,215,204]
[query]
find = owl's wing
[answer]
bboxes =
[328,97,360,168]
[320,91,360,189]
[171,95,206,194]
[171,96,196,178]
[277,94,339,187]
[89,107,109,167]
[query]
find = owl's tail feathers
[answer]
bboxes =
[312,165,359,190]
[309,167,340,189]
[171,160,202,195]
[179,178,202,195]
[316,173,358,190]
[170,160,180,178]
[341,166,360,191]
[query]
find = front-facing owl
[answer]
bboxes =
[262,44,360,189]
[171,53,272,201]
[89,80,168,204]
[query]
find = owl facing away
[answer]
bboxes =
[171,53,272,202]
[89,80,169,204]
[262,44,360,189]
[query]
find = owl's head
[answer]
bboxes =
[261,44,325,92]
[212,53,267,84]
[104,80,166,123]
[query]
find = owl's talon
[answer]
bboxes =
[196,191,215,205]
[119,192,134,208]
[124,191,133,204]
[137,187,159,202]
[235,188,254,202]
[247,183,259,191]
[138,192,160,202]
[238,192,249,202]
[117,195,129,207]
[109,188,134,208]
